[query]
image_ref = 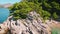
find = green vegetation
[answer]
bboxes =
[51,28,60,34]
[53,12,58,19]
[9,0,60,20]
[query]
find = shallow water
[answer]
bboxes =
[0,8,10,23]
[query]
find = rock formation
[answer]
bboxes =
[0,11,51,34]
[0,24,9,34]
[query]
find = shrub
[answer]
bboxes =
[53,12,58,19]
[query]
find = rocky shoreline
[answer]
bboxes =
[0,11,60,34]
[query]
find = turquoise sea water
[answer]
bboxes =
[0,8,10,23]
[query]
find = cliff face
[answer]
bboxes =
[0,11,51,34]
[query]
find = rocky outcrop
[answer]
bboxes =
[0,24,9,34]
[0,11,51,34]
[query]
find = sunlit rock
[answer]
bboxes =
[0,24,9,34]
[3,11,51,34]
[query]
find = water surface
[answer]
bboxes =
[0,8,10,23]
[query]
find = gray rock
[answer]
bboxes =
[2,11,51,34]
